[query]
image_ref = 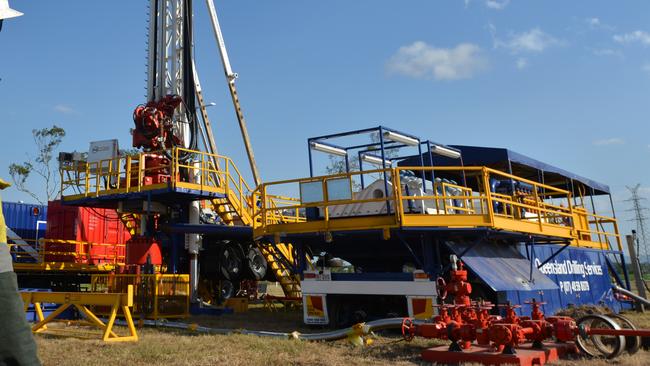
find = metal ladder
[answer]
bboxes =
[258,243,303,298]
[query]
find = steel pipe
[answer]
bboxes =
[585,328,650,337]
[613,285,650,307]
[576,314,625,359]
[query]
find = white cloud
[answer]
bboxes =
[613,30,650,46]
[516,57,528,70]
[488,22,498,40]
[643,63,650,75]
[586,17,613,30]
[591,48,622,57]
[387,41,487,81]
[53,104,77,114]
[586,17,601,27]
[464,0,471,9]
[489,25,562,69]
[485,0,509,10]
[593,138,625,146]
[495,28,563,53]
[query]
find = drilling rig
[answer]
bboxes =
[51,1,300,312]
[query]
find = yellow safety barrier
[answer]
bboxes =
[60,147,304,229]
[21,285,138,342]
[10,238,125,272]
[91,274,190,319]
[60,147,242,203]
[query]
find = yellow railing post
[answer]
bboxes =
[108,159,113,190]
[126,155,131,192]
[225,160,230,196]
[153,275,159,320]
[322,178,329,229]
[200,152,205,189]
[394,168,404,223]
[532,182,544,232]
[594,216,603,246]
[262,184,267,226]
[613,220,621,252]
[482,168,495,225]
[172,148,178,189]
[137,154,143,192]
[239,177,244,215]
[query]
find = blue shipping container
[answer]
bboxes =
[2,201,48,263]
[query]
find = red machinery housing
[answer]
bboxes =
[44,200,131,264]
[132,94,183,150]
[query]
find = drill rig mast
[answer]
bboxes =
[134,0,197,154]
[137,0,260,187]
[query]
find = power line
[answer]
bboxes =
[625,184,649,263]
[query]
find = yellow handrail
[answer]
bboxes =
[254,165,618,249]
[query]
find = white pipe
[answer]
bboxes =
[361,154,391,166]
[431,145,461,159]
[382,131,419,146]
[311,142,347,157]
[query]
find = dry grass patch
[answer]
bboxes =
[36,328,433,366]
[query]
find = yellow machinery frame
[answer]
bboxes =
[253,166,622,252]
[21,285,138,342]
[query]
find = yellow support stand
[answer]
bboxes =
[21,285,138,342]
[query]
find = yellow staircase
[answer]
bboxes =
[258,243,303,298]
[210,190,253,227]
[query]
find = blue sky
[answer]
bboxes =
[1,0,649,236]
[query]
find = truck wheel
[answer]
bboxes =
[219,244,243,281]
[220,280,234,301]
[328,298,353,329]
[246,247,267,280]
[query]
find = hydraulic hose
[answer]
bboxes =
[113,317,424,342]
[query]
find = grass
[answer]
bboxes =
[35,327,436,366]
[34,307,650,366]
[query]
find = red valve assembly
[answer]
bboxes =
[132,95,184,150]
[403,255,647,365]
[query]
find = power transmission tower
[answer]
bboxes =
[626,184,650,263]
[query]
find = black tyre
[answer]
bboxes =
[220,280,235,301]
[219,244,244,281]
[245,246,268,280]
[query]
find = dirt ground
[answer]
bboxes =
[34,306,650,366]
